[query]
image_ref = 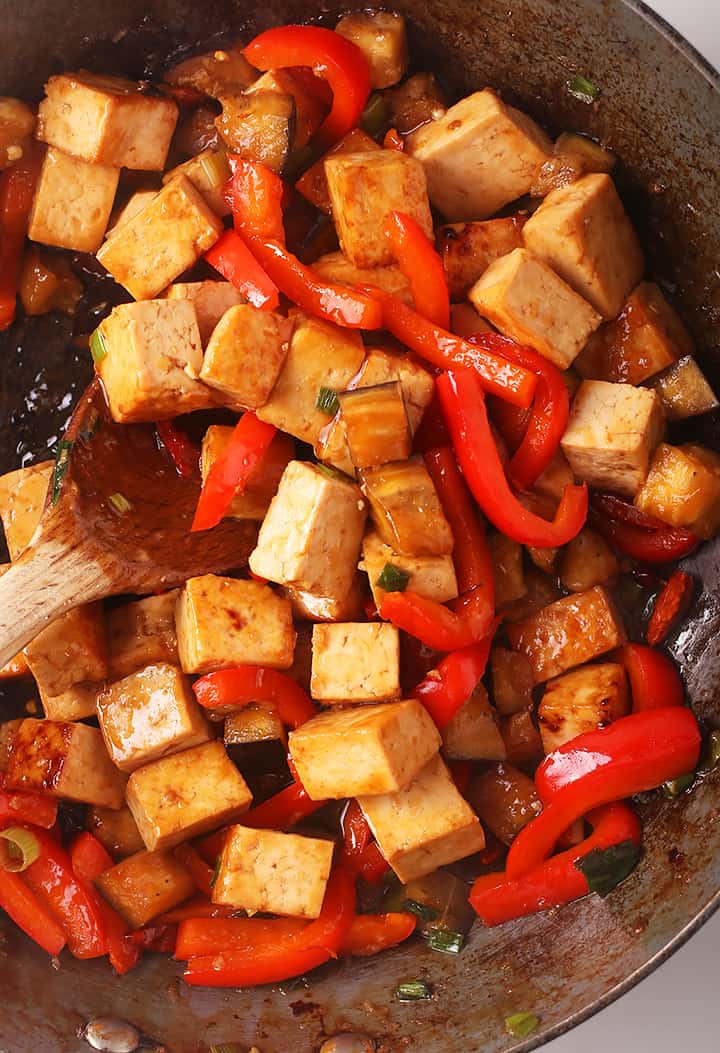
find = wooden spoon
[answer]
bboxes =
[0,381,258,668]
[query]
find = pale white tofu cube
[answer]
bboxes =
[97,662,211,773]
[213,825,333,918]
[523,173,645,319]
[28,146,119,253]
[200,426,294,522]
[469,248,601,369]
[635,442,720,540]
[175,574,295,674]
[40,683,101,722]
[360,528,458,609]
[408,89,552,220]
[0,567,29,678]
[561,380,665,497]
[5,718,126,808]
[0,460,52,560]
[335,11,409,88]
[200,305,290,410]
[288,698,440,799]
[107,591,179,680]
[324,151,433,267]
[249,460,368,599]
[96,175,223,300]
[312,252,413,305]
[24,602,108,697]
[37,71,178,169]
[310,622,400,702]
[166,280,247,345]
[126,740,252,851]
[538,662,630,753]
[96,849,195,928]
[162,148,231,216]
[358,754,486,882]
[96,298,215,423]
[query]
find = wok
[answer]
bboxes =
[1,0,719,1050]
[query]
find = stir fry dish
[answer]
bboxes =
[0,11,718,992]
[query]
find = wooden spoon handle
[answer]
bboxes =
[0,539,108,669]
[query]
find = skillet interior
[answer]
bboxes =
[1,1,720,1050]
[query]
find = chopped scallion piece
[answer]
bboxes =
[661,772,695,799]
[108,491,132,514]
[574,838,641,897]
[316,386,340,415]
[52,440,73,506]
[209,855,221,888]
[426,928,464,954]
[395,979,432,1002]
[0,827,40,872]
[315,463,345,481]
[505,1012,540,1038]
[376,563,411,593]
[89,327,107,365]
[401,898,439,922]
[568,74,600,103]
[360,93,388,134]
[700,729,720,772]
[198,150,231,189]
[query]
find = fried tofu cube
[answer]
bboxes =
[561,380,665,497]
[359,754,485,882]
[28,146,119,253]
[408,90,552,221]
[0,461,52,560]
[87,804,145,860]
[0,565,30,677]
[576,282,693,384]
[325,151,433,268]
[162,148,231,216]
[126,740,253,852]
[256,314,365,445]
[635,442,720,539]
[5,718,125,808]
[296,128,381,214]
[284,574,365,624]
[506,585,627,683]
[250,460,368,598]
[441,685,507,761]
[37,71,178,169]
[0,721,21,772]
[437,215,527,300]
[559,527,619,593]
[97,662,211,773]
[107,189,158,236]
[95,849,195,928]
[165,280,247,345]
[360,528,458,609]
[176,575,295,674]
[288,698,440,799]
[200,305,289,410]
[200,426,293,522]
[96,298,214,423]
[213,825,333,918]
[96,175,223,300]
[310,622,400,702]
[538,662,630,753]
[335,11,408,89]
[523,173,645,320]
[107,591,180,680]
[469,248,601,369]
[24,602,108,697]
[312,252,413,305]
[40,682,101,722]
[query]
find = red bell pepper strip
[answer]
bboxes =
[385,210,449,328]
[174,843,216,896]
[183,865,356,987]
[588,493,700,563]
[155,419,199,478]
[357,841,389,885]
[340,912,416,956]
[0,868,66,956]
[243,779,326,829]
[507,707,701,879]
[156,895,239,924]
[341,801,372,864]
[358,285,537,409]
[437,369,588,547]
[22,827,107,959]
[470,803,641,926]
[413,625,498,729]
[193,666,317,728]
[228,155,285,240]
[128,925,177,953]
[383,127,405,152]
[0,142,44,331]
[243,26,370,146]
[195,827,228,867]
[487,397,532,455]
[205,229,280,310]
[191,412,277,532]
[0,779,58,829]
[380,586,495,652]
[613,643,685,712]
[647,571,695,646]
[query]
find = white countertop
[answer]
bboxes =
[546,2,720,1046]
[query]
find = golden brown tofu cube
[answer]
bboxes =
[359,458,454,557]
[441,685,507,761]
[96,849,195,928]
[312,251,413,305]
[87,804,145,860]
[649,356,719,421]
[408,89,552,220]
[96,299,214,423]
[296,128,381,214]
[5,718,126,808]
[469,248,601,369]
[561,380,665,497]
[107,591,180,681]
[213,825,333,918]
[176,575,295,675]
[24,602,108,697]
[335,11,408,89]
[523,173,645,320]
[288,699,441,800]
[165,280,247,345]
[559,527,619,593]
[538,662,630,753]
[162,148,231,217]
[360,528,458,610]
[0,565,30,677]
[37,71,178,169]
[256,313,365,445]
[126,740,253,852]
[359,754,485,882]
[437,215,527,301]
[0,720,22,772]
[97,662,210,773]
[200,426,293,522]
[249,460,368,599]
[489,533,526,607]
[200,305,289,410]
[107,189,159,236]
[96,175,223,300]
[0,460,52,560]
[40,682,101,722]
[28,146,119,253]
[635,442,720,540]
[325,151,432,267]
[310,622,400,702]
[506,585,627,684]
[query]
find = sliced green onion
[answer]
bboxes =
[209,855,221,888]
[376,563,410,593]
[662,772,695,799]
[426,928,464,954]
[0,827,40,872]
[315,463,345,481]
[700,729,720,772]
[52,440,73,506]
[568,74,600,103]
[401,898,439,922]
[108,491,132,514]
[198,150,231,189]
[89,327,107,365]
[395,979,432,1002]
[505,1012,540,1038]
[574,839,641,897]
[361,93,388,134]
[316,386,340,415]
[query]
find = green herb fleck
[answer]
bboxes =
[108,491,132,515]
[395,979,432,1002]
[574,839,641,897]
[700,729,720,772]
[426,928,464,955]
[376,563,410,593]
[568,74,600,104]
[360,93,388,134]
[315,463,344,481]
[505,1012,540,1039]
[209,855,221,889]
[316,386,340,415]
[401,898,439,922]
[89,327,107,365]
[52,441,74,506]
[662,772,695,799]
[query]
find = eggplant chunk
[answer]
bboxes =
[87,804,145,860]
[359,458,453,557]
[441,685,507,761]
[437,215,526,301]
[335,11,409,89]
[165,45,257,98]
[215,89,296,174]
[649,355,719,420]
[245,69,328,148]
[384,72,447,136]
[467,762,541,845]
[560,527,619,593]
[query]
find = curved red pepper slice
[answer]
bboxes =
[0,142,44,331]
[0,778,58,829]
[205,229,280,310]
[614,643,685,712]
[588,493,700,563]
[413,625,498,729]
[386,210,449,328]
[155,419,199,479]
[70,832,141,975]
[646,570,695,646]
[338,912,415,956]
[193,666,317,728]
[380,586,495,652]
[243,780,326,830]
[0,867,66,956]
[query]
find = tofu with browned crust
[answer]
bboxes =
[0,460,52,560]
[437,215,527,300]
[360,528,458,609]
[200,305,290,410]
[107,591,180,681]
[296,128,381,214]
[310,622,400,702]
[25,602,108,697]
[200,426,293,522]
[335,11,408,88]
[87,804,145,860]
[96,849,195,928]
[312,252,413,305]
[538,662,630,753]
[284,574,365,624]
[162,148,231,217]
[40,683,101,722]
[0,566,29,678]
[635,442,720,540]
[28,147,119,253]
[166,281,247,345]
